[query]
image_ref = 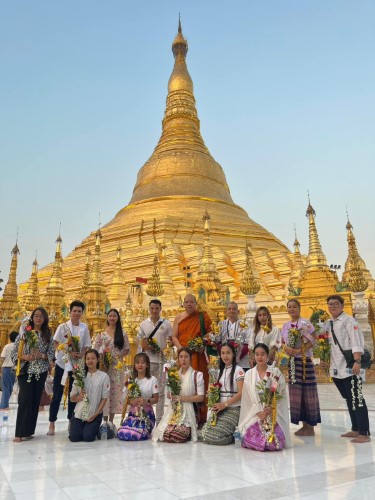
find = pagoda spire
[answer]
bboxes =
[146,253,164,298]
[23,256,41,313]
[0,242,21,346]
[240,242,260,296]
[85,229,108,335]
[129,20,233,205]
[77,248,91,301]
[289,225,305,289]
[196,211,221,303]
[343,215,372,291]
[108,243,127,307]
[305,196,328,269]
[44,233,66,329]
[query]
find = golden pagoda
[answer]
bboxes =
[288,227,305,292]
[0,242,21,347]
[146,254,164,298]
[293,198,351,317]
[342,217,374,292]
[76,248,91,302]
[22,257,41,313]
[43,234,66,331]
[108,243,126,309]
[84,229,108,335]
[19,21,297,324]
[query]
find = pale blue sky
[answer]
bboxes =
[0,0,374,290]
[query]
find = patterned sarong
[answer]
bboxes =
[288,358,321,426]
[242,421,285,451]
[163,424,191,443]
[201,406,240,445]
[117,405,155,441]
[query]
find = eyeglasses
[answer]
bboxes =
[327,302,341,307]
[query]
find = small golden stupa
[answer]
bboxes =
[19,20,293,317]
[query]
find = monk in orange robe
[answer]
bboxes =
[173,294,212,422]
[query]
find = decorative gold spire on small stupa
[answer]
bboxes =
[44,231,66,329]
[289,225,305,289]
[0,241,21,346]
[240,242,261,296]
[158,243,177,302]
[23,255,41,313]
[85,228,108,334]
[305,195,328,269]
[77,248,91,301]
[146,253,164,298]
[196,211,221,303]
[108,243,126,307]
[343,214,371,292]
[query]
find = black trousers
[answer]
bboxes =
[15,371,47,438]
[69,413,103,442]
[49,364,76,422]
[333,375,370,436]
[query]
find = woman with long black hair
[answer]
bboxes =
[93,309,130,423]
[201,343,244,445]
[11,307,54,442]
[69,349,110,442]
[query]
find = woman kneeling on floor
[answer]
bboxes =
[153,347,204,443]
[201,343,244,445]
[239,343,291,451]
[69,349,110,442]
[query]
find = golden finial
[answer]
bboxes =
[343,212,369,292]
[0,239,21,343]
[44,230,66,324]
[196,212,221,303]
[23,255,41,312]
[240,240,260,296]
[109,243,126,306]
[146,253,164,298]
[305,195,328,269]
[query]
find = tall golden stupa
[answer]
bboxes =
[18,20,293,319]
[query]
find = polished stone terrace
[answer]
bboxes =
[1,385,374,500]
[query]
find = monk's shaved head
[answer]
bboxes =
[184,294,197,304]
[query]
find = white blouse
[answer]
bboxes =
[71,370,110,420]
[219,365,245,407]
[249,325,282,351]
[137,376,159,398]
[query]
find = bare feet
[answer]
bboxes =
[295,424,315,436]
[47,423,55,436]
[351,435,371,443]
[341,431,359,438]
[0,407,10,411]
[13,437,22,443]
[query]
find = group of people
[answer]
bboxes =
[3,292,370,448]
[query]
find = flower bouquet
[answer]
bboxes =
[187,336,205,353]
[165,365,182,425]
[73,363,90,421]
[16,324,41,381]
[313,333,330,376]
[256,367,283,448]
[207,355,219,384]
[287,327,302,384]
[121,377,144,424]
[207,382,222,426]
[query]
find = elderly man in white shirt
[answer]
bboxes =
[137,299,172,423]
[324,294,370,443]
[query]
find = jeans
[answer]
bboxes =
[0,367,16,408]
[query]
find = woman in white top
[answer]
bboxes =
[118,353,159,441]
[69,349,110,442]
[201,343,244,445]
[153,347,205,443]
[239,343,291,451]
[249,307,281,366]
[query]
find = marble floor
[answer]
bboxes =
[1,385,375,500]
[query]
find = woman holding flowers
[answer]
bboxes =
[11,308,54,442]
[93,309,130,423]
[201,343,244,445]
[281,299,321,436]
[249,306,281,366]
[153,347,205,443]
[69,349,110,442]
[239,343,291,451]
[118,353,159,441]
